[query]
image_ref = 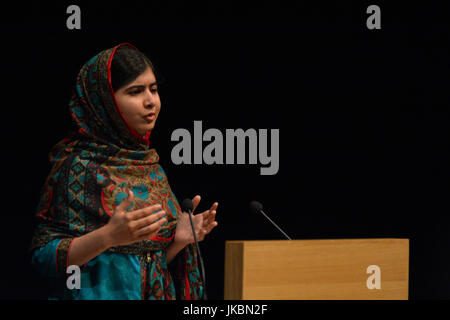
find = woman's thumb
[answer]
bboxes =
[115,189,134,213]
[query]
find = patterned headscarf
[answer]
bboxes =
[30,43,202,299]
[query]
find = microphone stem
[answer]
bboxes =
[260,209,292,240]
[187,209,208,300]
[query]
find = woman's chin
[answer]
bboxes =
[137,126,154,137]
[140,123,155,132]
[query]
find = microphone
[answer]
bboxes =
[249,201,292,240]
[181,198,208,300]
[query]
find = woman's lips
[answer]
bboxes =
[144,114,155,122]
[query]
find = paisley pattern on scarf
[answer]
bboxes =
[30,43,202,300]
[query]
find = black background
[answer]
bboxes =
[1,1,450,300]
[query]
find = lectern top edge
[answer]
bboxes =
[225,238,409,245]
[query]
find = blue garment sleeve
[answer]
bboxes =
[31,239,144,299]
[31,238,65,278]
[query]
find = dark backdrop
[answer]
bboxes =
[1,1,449,299]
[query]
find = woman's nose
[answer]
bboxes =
[143,89,156,107]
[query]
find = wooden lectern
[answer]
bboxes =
[224,239,409,300]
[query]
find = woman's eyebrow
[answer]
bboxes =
[126,82,158,91]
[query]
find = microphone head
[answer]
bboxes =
[249,201,263,215]
[182,198,194,213]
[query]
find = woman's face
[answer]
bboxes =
[114,66,161,137]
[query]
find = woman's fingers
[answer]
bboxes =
[203,207,217,226]
[204,221,218,234]
[135,215,167,237]
[115,189,135,214]
[197,215,218,241]
[128,203,163,221]
[204,202,218,217]
[198,201,218,232]
[202,211,215,227]
[132,210,166,230]
[198,220,217,240]
[192,195,201,213]
[194,213,204,230]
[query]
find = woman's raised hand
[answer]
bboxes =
[174,195,218,246]
[103,189,167,247]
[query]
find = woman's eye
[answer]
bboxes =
[128,87,157,95]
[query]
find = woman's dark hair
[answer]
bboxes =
[110,46,158,92]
